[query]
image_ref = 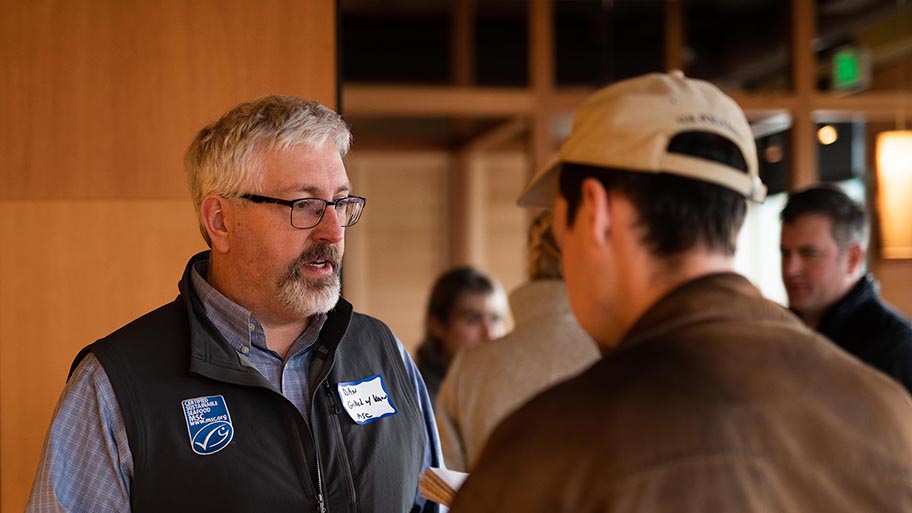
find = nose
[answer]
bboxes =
[480,322,493,342]
[781,253,801,277]
[481,319,503,341]
[311,205,344,244]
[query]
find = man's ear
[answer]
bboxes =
[200,195,230,253]
[580,177,611,248]
[845,242,865,276]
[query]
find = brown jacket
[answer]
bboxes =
[450,273,912,513]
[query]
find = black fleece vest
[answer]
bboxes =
[72,264,426,513]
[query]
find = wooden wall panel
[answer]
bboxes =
[481,151,530,299]
[345,152,451,351]
[874,259,912,318]
[0,1,337,511]
[0,0,337,200]
[344,150,530,353]
[0,201,206,512]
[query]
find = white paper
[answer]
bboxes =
[337,374,398,424]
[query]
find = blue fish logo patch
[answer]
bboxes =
[182,395,234,455]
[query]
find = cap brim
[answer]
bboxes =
[517,158,561,208]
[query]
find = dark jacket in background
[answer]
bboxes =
[816,274,912,393]
[451,273,912,513]
[416,339,449,403]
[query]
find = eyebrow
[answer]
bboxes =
[289,183,352,197]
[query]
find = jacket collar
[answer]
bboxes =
[509,280,573,326]
[618,272,791,352]
[817,274,878,331]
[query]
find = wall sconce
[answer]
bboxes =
[876,130,912,259]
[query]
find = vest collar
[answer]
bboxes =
[177,251,354,389]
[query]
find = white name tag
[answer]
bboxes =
[337,374,398,425]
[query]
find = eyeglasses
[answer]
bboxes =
[240,194,367,229]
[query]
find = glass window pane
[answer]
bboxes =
[342,6,450,84]
[554,0,664,87]
[684,0,792,92]
[476,1,528,86]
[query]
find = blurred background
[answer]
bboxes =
[2,1,912,511]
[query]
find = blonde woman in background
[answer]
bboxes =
[435,211,600,471]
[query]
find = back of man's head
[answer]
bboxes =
[519,71,765,259]
[781,185,868,251]
[527,210,562,280]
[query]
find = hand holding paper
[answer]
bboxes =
[418,467,469,507]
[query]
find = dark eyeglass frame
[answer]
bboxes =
[240,193,367,229]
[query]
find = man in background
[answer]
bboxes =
[28,96,440,513]
[449,72,912,513]
[781,184,912,392]
[435,210,600,471]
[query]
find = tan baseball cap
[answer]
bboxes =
[518,71,766,207]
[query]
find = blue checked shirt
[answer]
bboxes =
[26,261,441,512]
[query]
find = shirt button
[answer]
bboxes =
[240,346,250,355]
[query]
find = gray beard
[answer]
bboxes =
[275,245,342,317]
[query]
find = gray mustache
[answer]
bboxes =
[290,244,342,274]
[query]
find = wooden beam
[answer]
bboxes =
[343,85,533,116]
[344,86,912,133]
[790,0,817,189]
[664,0,685,72]
[451,0,475,85]
[727,92,800,112]
[813,93,912,120]
[449,152,486,266]
[529,0,556,178]
[550,88,596,112]
[529,0,555,96]
[344,138,451,152]
[461,118,527,154]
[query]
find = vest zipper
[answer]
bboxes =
[324,381,359,506]
[312,360,336,513]
[313,377,330,513]
[325,381,343,414]
[309,305,354,513]
[317,491,326,513]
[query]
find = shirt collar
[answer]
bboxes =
[189,259,327,357]
[190,260,260,354]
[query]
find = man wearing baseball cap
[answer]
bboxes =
[448,72,912,512]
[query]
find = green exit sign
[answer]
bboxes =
[832,46,870,92]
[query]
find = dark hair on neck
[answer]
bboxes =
[781,184,868,250]
[559,164,747,257]
[558,130,750,257]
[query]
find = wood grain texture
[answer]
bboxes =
[344,152,452,351]
[0,1,336,511]
[343,151,529,352]
[481,151,529,298]
[0,200,206,512]
[874,259,912,318]
[0,0,337,201]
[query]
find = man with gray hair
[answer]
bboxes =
[781,184,912,392]
[27,96,442,513]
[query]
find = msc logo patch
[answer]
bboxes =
[181,395,234,455]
